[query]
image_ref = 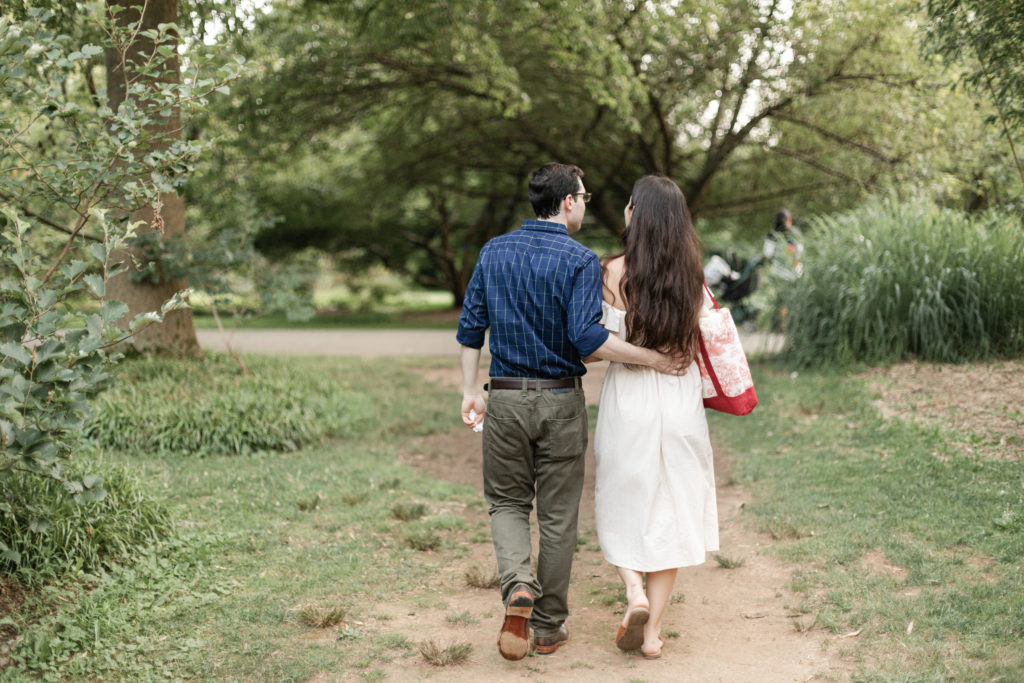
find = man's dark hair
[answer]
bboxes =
[528,163,584,219]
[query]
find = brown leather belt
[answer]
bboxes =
[486,377,581,391]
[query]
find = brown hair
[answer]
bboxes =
[528,163,584,219]
[614,175,704,358]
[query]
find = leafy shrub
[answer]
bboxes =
[0,8,235,516]
[782,197,1024,366]
[84,355,376,455]
[0,458,171,575]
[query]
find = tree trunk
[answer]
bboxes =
[104,0,199,355]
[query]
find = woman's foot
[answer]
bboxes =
[640,637,664,659]
[615,592,650,651]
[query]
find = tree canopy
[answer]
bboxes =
[924,0,1024,192]
[223,0,987,304]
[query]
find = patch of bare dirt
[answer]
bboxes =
[861,360,1024,460]
[861,550,906,579]
[338,363,854,682]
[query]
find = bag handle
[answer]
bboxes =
[703,281,721,310]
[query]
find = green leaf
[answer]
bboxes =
[88,244,107,263]
[61,260,89,280]
[81,44,103,57]
[100,300,129,325]
[82,473,104,489]
[78,487,107,504]
[129,311,161,332]
[29,518,49,533]
[0,342,31,367]
[83,274,104,297]
[85,314,102,340]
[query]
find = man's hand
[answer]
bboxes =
[649,349,693,376]
[461,394,486,429]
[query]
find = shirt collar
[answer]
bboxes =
[520,219,569,235]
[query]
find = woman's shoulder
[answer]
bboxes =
[602,254,625,273]
[601,256,627,308]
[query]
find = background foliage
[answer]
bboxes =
[212,0,1021,304]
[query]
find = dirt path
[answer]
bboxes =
[204,329,843,680]
[357,363,851,682]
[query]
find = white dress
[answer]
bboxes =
[594,302,719,572]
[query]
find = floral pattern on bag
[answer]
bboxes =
[697,307,753,398]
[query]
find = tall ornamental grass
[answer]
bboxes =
[782,197,1024,366]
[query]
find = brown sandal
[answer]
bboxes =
[614,606,650,651]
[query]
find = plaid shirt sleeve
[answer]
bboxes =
[456,256,488,349]
[566,253,609,357]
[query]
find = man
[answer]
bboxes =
[457,163,688,661]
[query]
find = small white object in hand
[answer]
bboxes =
[469,410,484,433]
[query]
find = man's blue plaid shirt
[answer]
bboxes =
[456,219,609,379]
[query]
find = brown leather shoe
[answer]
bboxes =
[532,623,570,655]
[497,583,534,661]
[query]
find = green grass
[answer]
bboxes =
[710,359,1024,680]
[189,282,456,330]
[191,307,458,331]
[84,354,453,455]
[2,355,473,680]
[6,353,1023,680]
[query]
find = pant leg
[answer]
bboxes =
[530,387,588,636]
[482,389,542,602]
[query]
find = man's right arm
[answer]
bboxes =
[457,259,488,429]
[588,334,691,375]
[460,345,485,428]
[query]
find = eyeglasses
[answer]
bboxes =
[572,192,592,204]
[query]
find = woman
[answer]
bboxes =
[594,175,719,659]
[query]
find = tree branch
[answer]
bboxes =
[771,111,903,164]
[697,180,843,217]
[0,193,102,241]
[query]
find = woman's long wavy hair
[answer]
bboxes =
[612,175,704,359]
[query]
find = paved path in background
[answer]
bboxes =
[196,328,784,357]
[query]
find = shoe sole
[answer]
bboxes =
[533,633,570,655]
[615,607,650,651]
[498,589,533,661]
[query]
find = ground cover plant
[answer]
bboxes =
[85,355,382,455]
[781,196,1024,366]
[1,355,471,680]
[710,361,1024,681]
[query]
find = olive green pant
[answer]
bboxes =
[482,380,588,638]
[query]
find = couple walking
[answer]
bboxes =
[457,162,718,661]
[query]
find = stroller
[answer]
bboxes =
[703,251,763,324]
[704,220,803,325]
